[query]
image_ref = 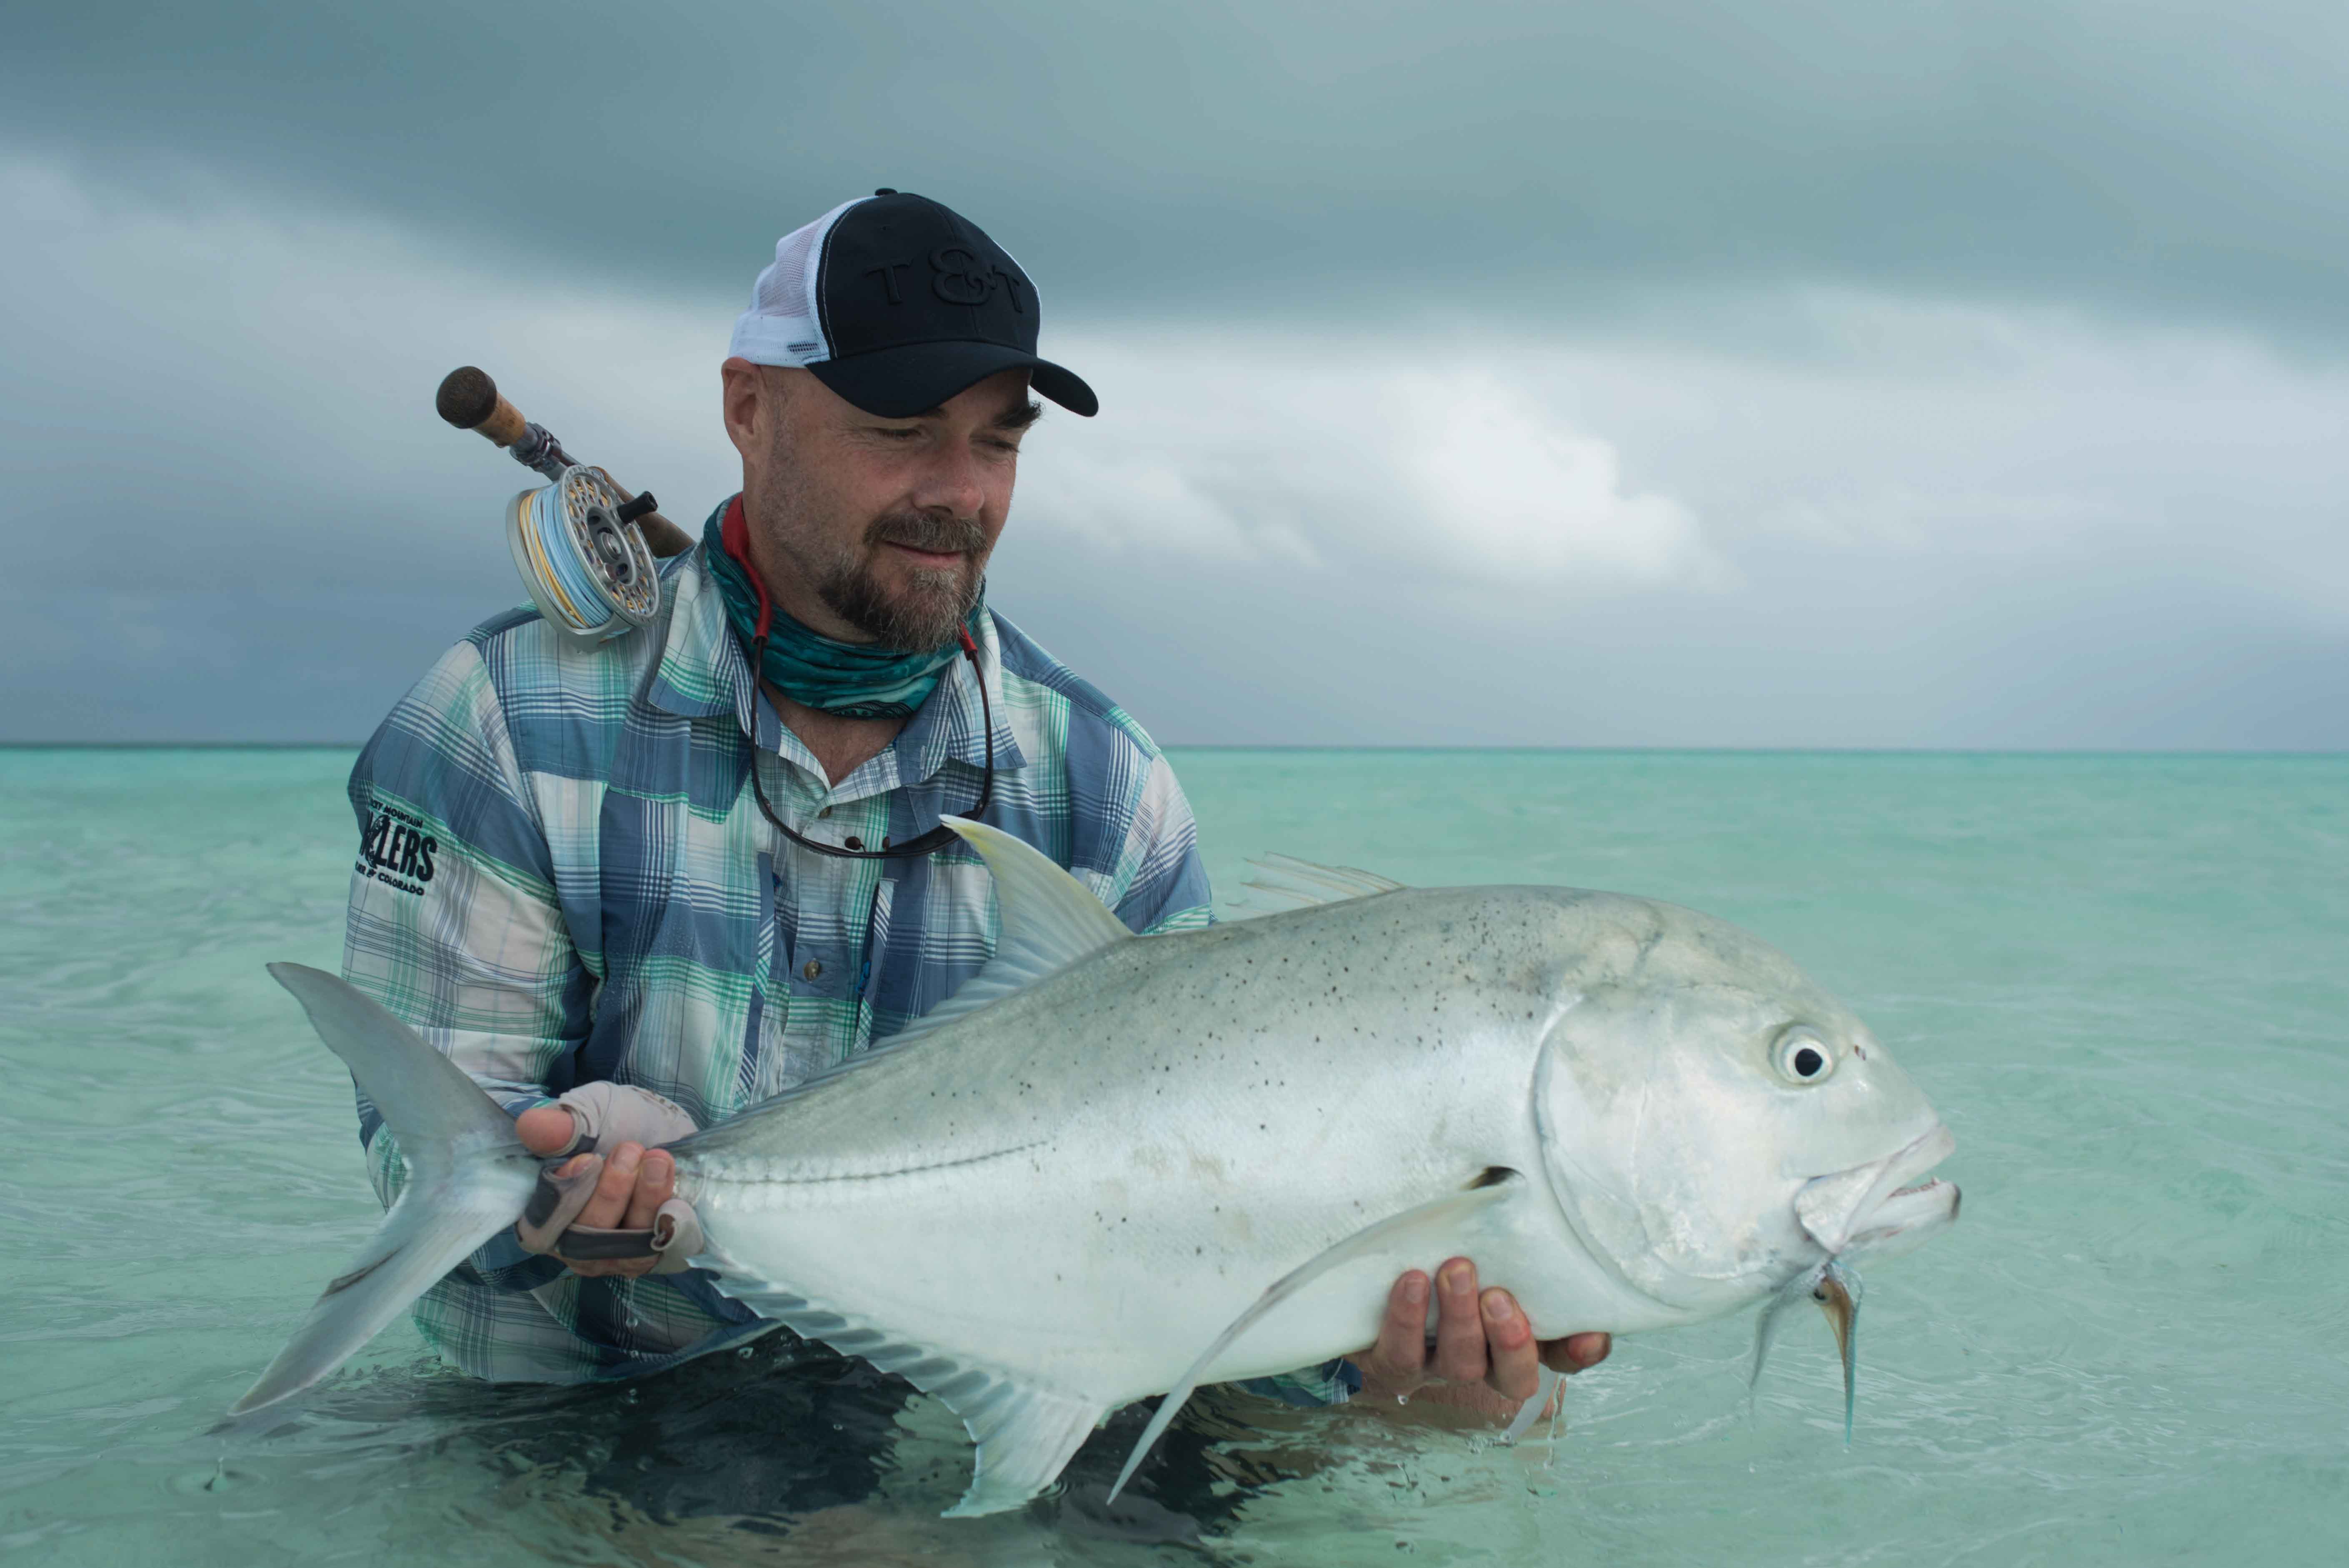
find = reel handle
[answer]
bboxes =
[436,366,695,558]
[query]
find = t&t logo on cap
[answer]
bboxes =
[729,188,1098,420]
[924,247,1025,310]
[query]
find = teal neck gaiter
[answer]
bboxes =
[703,498,982,721]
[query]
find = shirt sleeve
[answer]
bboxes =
[340,637,589,1281]
[1110,751,1215,936]
[1237,1359,1364,1408]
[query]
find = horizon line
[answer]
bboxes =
[2,741,2344,759]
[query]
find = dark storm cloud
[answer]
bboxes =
[9,0,2349,341]
[5,3,2346,749]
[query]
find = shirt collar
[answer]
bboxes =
[647,544,1026,788]
[893,608,1027,783]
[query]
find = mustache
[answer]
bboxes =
[866,512,987,557]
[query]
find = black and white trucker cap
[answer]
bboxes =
[728,190,1098,418]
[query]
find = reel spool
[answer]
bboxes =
[504,465,664,641]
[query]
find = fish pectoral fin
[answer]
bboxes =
[1108,1170,1524,1504]
[698,1270,1103,1518]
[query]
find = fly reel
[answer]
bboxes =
[505,466,663,641]
[436,365,696,642]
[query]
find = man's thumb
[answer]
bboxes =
[516,1104,579,1156]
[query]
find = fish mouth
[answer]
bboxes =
[1794,1124,1960,1261]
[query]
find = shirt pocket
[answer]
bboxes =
[865,854,998,1042]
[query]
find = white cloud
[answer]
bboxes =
[1383,372,1725,588]
[1016,340,1726,595]
[1014,442,1322,567]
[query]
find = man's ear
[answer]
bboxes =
[720,356,766,459]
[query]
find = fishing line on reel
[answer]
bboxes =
[504,466,664,641]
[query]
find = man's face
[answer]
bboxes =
[726,363,1040,652]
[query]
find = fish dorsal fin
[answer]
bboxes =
[1239,852,1405,910]
[1107,1170,1523,1504]
[697,1264,1102,1516]
[887,816,1133,1047]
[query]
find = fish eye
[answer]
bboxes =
[1772,1028,1835,1085]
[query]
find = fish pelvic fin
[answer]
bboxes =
[1745,1257,1865,1444]
[1107,1170,1525,1505]
[883,818,1134,1049]
[1748,1265,1814,1403]
[695,1267,1103,1518]
[1816,1260,1862,1444]
[228,964,538,1418]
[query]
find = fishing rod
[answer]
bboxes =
[435,366,694,641]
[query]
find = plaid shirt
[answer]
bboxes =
[342,541,1354,1405]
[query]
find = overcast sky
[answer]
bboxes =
[5,1,2344,746]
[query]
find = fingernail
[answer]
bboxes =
[558,1155,591,1179]
[1401,1273,1428,1306]
[612,1146,640,1172]
[1482,1293,1513,1325]
[1440,1262,1471,1293]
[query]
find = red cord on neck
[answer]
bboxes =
[718,495,773,640]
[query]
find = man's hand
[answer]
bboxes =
[516,1105,675,1279]
[1350,1257,1611,1423]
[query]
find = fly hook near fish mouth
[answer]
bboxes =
[1748,1257,1864,1443]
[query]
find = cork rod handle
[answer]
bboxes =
[434,365,532,447]
[434,366,695,558]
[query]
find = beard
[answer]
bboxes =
[811,509,988,652]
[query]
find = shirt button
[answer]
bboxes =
[802,959,823,981]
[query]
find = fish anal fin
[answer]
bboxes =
[941,1380,1101,1518]
[703,1267,1103,1518]
[1107,1171,1523,1503]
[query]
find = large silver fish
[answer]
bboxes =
[233,819,1959,1515]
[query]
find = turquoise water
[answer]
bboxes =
[2,747,2344,1564]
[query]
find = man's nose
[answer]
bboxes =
[908,441,988,520]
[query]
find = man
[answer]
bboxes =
[344,190,1606,1445]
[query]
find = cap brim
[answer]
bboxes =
[807,340,1098,419]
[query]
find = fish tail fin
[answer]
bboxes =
[227,964,540,1418]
